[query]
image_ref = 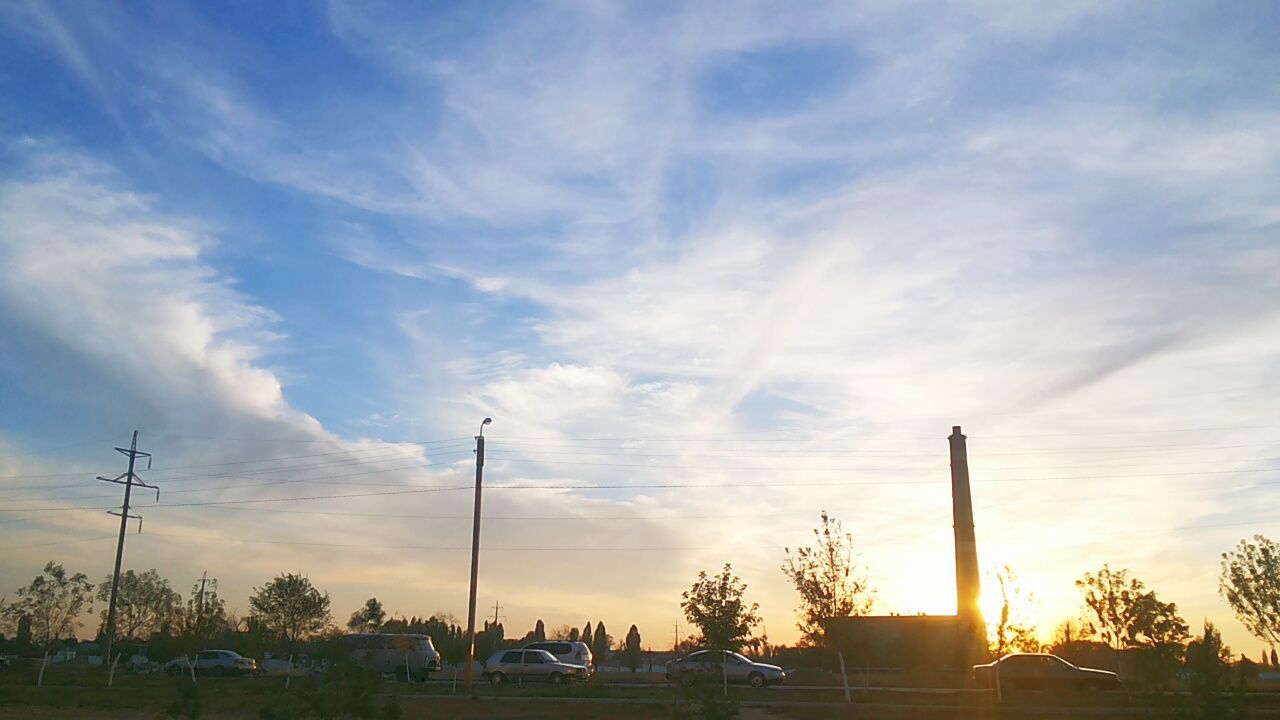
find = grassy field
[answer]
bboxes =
[4,665,1278,719]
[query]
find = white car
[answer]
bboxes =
[521,641,594,675]
[483,648,587,685]
[164,649,257,676]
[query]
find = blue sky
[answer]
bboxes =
[1,0,1279,650]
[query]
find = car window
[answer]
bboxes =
[197,651,217,660]
[500,651,522,664]
[1002,655,1033,669]
[687,651,705,663]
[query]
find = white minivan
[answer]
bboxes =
[338,633,441,680]
[521,641,593,676]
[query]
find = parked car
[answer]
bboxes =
[972,653,1121,691]
[483,648,588,685]
[332,633,441,680]
[521,641,594,675]
[164,649,257,676]
[666,650,786,688]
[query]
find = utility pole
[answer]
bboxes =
[98,431,156,673]
[463,417,492,693]
[492,601,503,626]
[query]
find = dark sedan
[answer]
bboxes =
[972,653,1121,691]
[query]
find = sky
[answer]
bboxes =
[0,0,1278,654]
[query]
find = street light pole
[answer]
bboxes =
[463,417,492,693]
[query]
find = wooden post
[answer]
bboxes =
[837,652,851,703]
[995,658,1003,704]
[187,656,196,683]
[37,652,48,687]
[285,655,293,690]
[108,652,121,687]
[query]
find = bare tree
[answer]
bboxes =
[780,512,874,646]
[988,565,1040,656]
[1220,535,1280,646]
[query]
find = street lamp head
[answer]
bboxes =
[479,417,492,436]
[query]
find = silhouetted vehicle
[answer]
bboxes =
[666,650,786,688]
[332,633,440,681]
[521,640,594,676]
[483,648,587,685]
[972,653,1121,691]
[164,649,257,676]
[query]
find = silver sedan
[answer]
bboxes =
[666,650,786,688]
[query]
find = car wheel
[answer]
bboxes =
[549,672,564,684]
[489,672,505,685]
[748,672,766,688]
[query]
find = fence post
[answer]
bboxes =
[108,652,121,687]
[837,652,851,703]
[37,652,49,687]
[187,656,196,683]
[285,655,293,690]
[995,658,1003,704]
[452,665,458,694]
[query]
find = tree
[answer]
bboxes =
[534,619,546,642]
[347,598,386,633]
[569,626,580,642]
[780,512,874,646]
[592,621,610,666]
[681,564,761,650]
[181,577,227,644]
[11,562,93,647]
[625,624,642,671]
[1219,535,1280,646]
[1076,565,1188,650]
[582,622,592,648]
[988,565,1040,657]
[1184,621,1244,718]
[94,569,181,642]
[248,573,332,646]
[550,624,574,641]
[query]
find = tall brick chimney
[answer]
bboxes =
[949,425,985,655]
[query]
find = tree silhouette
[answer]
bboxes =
[347,597,386,633]
[248,573,332,647]
[988,565,1040,656]
[681,563,760,650]
[569,626,580,642]
[592,621,609,666]
[534,618,546,641]
[94,569,181,642]
[1076,565,1188,650]
[780,511,873,646]
[1219,535,1280,646]
[582,621,592,648]
[11,562,93,647]
[181,577,226,645]
[625,624,642,671]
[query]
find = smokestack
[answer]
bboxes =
[949,426,984,650]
